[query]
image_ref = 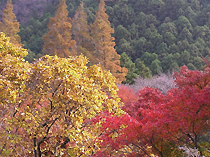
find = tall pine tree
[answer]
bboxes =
[72,2,94,63]
[0,0,21,45]
[42,0,76,57]
[91,0,128,83]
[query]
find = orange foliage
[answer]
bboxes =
[91,0,128,83]
[0,0,21,45]
[72,2,94,63]
[42,0,76,57]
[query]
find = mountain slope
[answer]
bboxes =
[0,0,57,24]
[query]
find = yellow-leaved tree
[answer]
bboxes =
[42,0,76,57]
[0,0,21,45]
[91,0,128,84]
[72,2,94,64]
[0,32,30,155]
[0,32,123,156]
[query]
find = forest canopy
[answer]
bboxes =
[0,0,210,156]
[14,0,210,76]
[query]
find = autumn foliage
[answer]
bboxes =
[91,0,128,83]
[93,64,210,156]
[0,0,21,45]
[42,0,76,57]
[0,32,123,156]
[1,0,210,156]
[72,2,94,63]
[42,0,127,83]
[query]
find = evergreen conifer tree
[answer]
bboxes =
[135,59,152,78]
[120,52,138,85]
[42,0,76,57]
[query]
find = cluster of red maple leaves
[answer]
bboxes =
[92,63,210,156]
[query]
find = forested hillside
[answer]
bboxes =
[1,0,210,83]
[0,0,210,156]
[0,0,58,24]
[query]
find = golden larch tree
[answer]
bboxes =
[42,0,76,57]
[91,0,128,83]
[0,0,21,45]
[72,2,94,63]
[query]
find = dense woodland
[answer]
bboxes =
[18,0,210,77]
[0,0,209,84]
[0,0,210,156]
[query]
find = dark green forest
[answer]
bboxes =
[14,0,210,83]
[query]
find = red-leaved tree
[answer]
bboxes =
[93,64,210,156]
